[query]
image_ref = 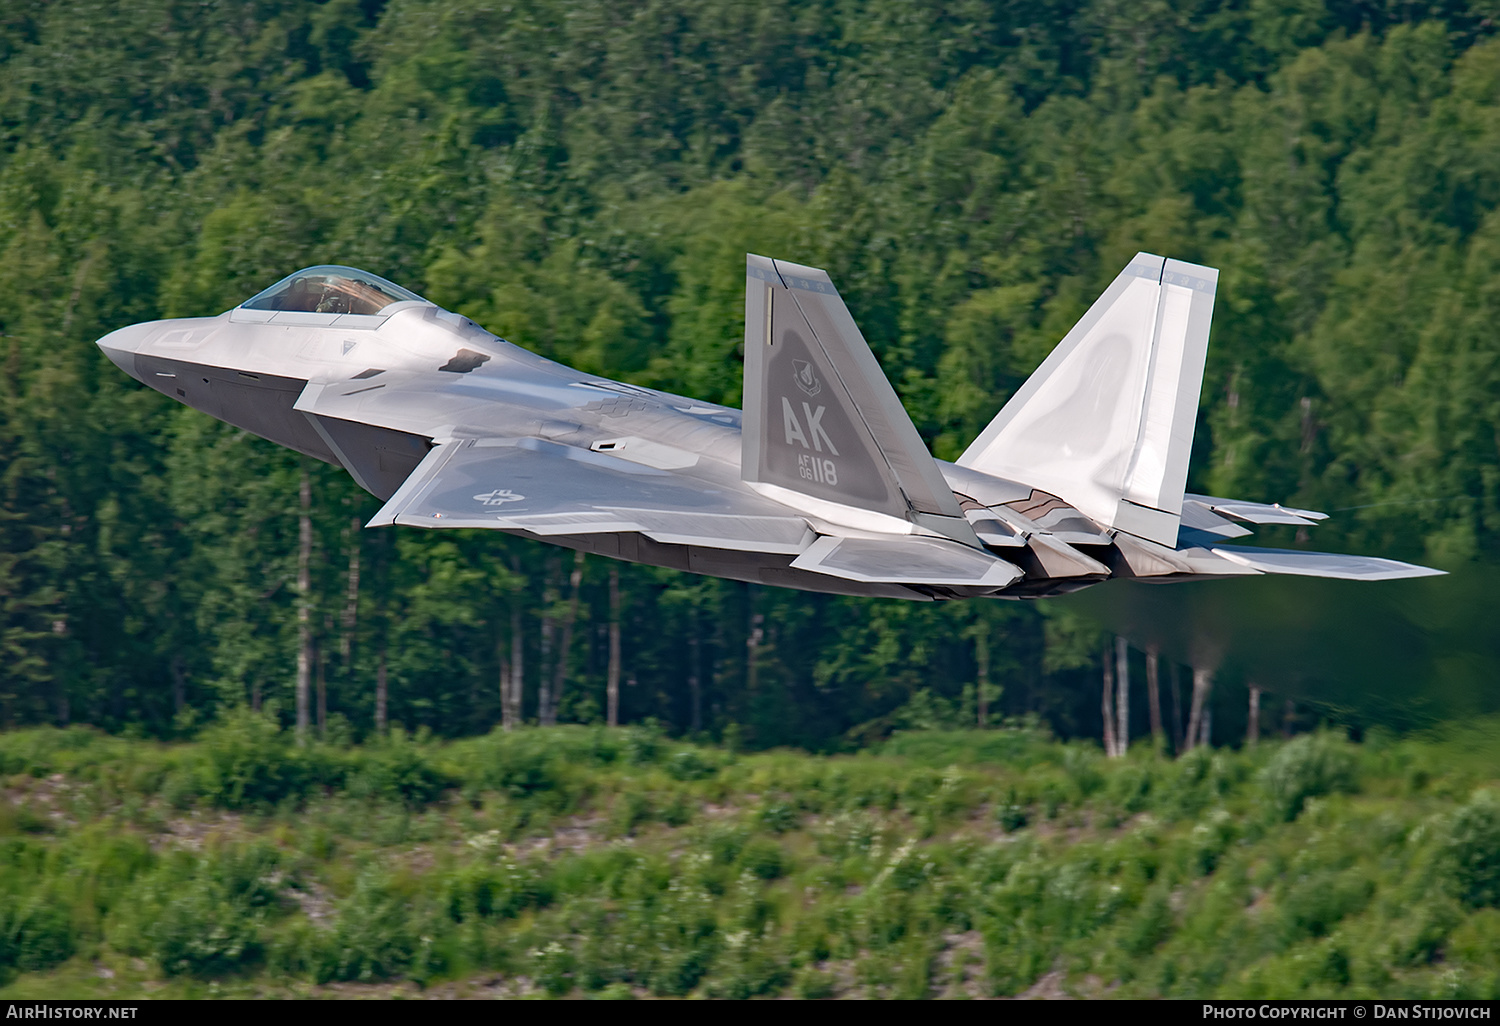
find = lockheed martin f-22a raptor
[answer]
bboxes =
[95,253,1442,600]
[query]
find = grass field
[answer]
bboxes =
[0,714,1495,999]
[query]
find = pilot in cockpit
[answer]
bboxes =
[242,266,426,316]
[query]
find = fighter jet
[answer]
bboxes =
[95,254,1441,600]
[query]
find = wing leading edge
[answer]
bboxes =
[369,438,814,553]
[367,437,1025,595]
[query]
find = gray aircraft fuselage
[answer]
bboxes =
[96,294,1032,599]
[95,263,1440,600]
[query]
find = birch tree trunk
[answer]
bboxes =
[1247,685,1261,746]
[607,565,621,728]
[549,551,584,726]
[1186,666,1212,752]
[538,611,553,724]
[375,643,387,735]
[746,609,764,696]
[508,601,524,728]
[1102,642,1117,758]
[537,559,558,725]
[171,654,186,718]
[1114,636,1130,756]
[712,597,726,725]
[315,633,326,737]
[341,515,360,664]
[976,629,991,729]
[688,630,702,733]
[498,630,512,732]
[1169,660,1185,753]
[296,464,312,744]
[1146,645,1164,750]
[373,530,388,735]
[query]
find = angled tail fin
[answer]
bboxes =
[742,254,975,545]
[957,253,1217,547]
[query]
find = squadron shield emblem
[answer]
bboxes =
[792,359,822,397]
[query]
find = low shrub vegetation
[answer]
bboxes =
[0,718,1495,998]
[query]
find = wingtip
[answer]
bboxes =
[1212,545,1450,581]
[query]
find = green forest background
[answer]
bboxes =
[3,0,1500,747]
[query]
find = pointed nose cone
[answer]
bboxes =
[95,323,151,383]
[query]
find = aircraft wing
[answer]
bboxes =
[370,437,1024,588]
[368,437,816,554]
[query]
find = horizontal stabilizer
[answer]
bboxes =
[1187,494,1327,527]
[1211,546,1445,581]
[790,535,1022,587]
[1178,500,1253,540]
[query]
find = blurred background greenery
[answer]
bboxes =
[3,0,1500,747]
[0,719,1493,997]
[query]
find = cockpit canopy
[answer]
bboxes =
[242,266,426,316]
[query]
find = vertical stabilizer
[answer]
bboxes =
[957,254,1217,547]
[742,255,976,545]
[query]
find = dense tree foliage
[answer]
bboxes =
[1,0,1497,743]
